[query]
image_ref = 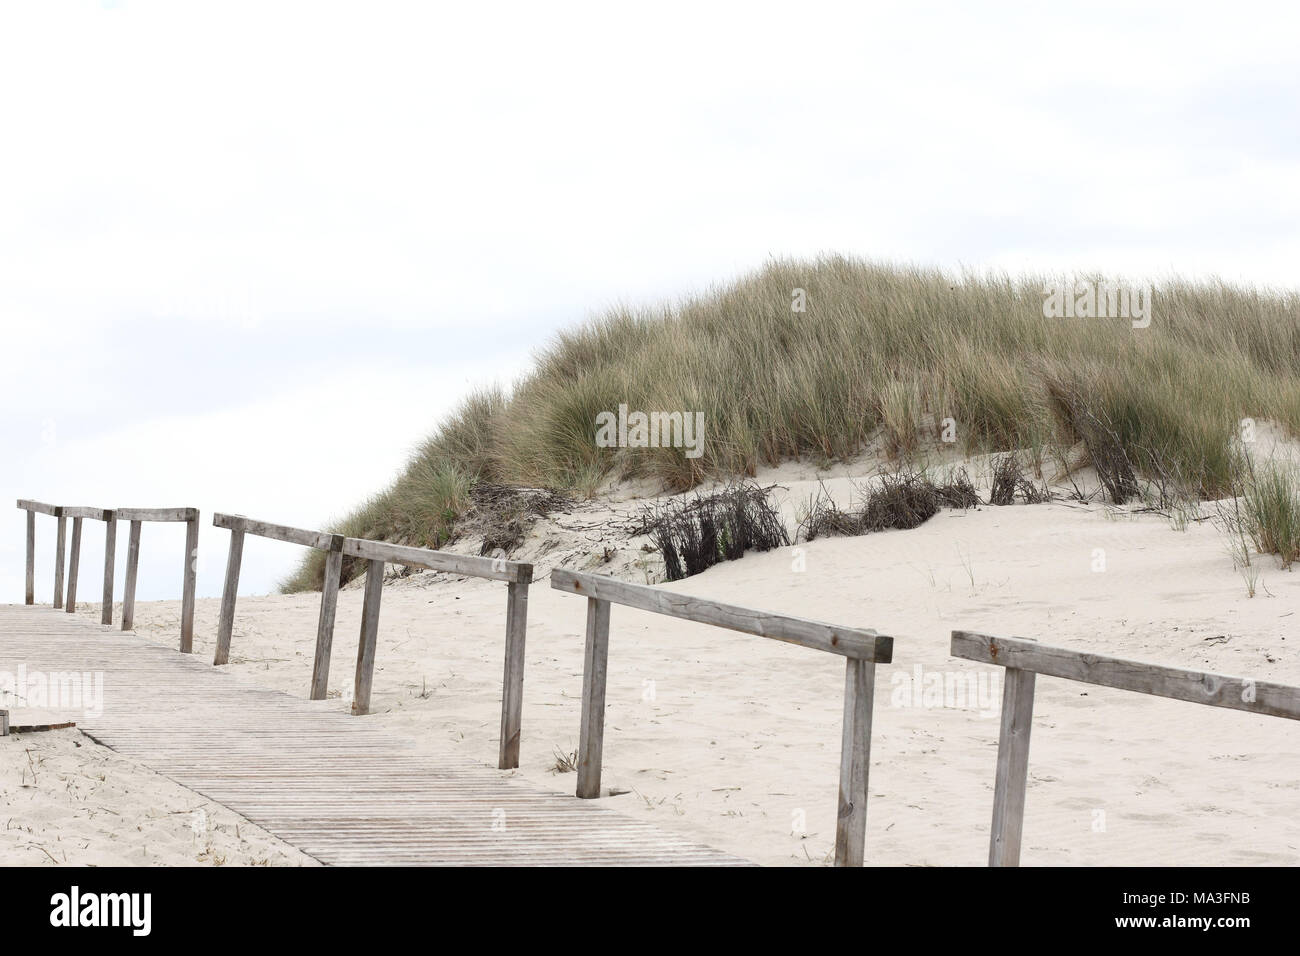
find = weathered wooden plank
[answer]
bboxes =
[951,631,1300,721]
[16,498,58,516]
[214,528,245,665]
[65,517,82,612]
[342,537,527,583]
[214,512,340,552]
[498,578,530,769]
[61,506,113,521]
[310,548,344,700]
[100,512,116,625]
[352,558,385,716]
[121,519,142,630]
[24,508,34,605]
[53,514,67,609]
[115,507,199,523]
[550,568,892,662]
[576,597,611,799]
[180,516,199,653]
[834,657,874,866]
[988,666,1036,867]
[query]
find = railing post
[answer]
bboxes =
[351,558,385,716]
[835,657,875,866]
[576,596,611,799]
[309,538,344,700]
[180,513,199,652]
[121,519,142,630]
[53,509,66,609]
[989,666,1036,867]
[24,508,34,605]
[214,525,245,665]
[65,517,82,612]
[498,571,531,769]
[100,510,116,625]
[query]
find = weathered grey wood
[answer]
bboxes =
[180,516,199,653]
[498,576,531,769]
[834,657,874,866]
[53,512,66,609]
[0,709,7,736]
[310,548,344,700]
[550,569,892,662]
[214,528,245,666]
[214,512,339,552]
[61,506,113,521]
[65,517,82,612]
[952,631,1300,721]
[115,507,199,523]
[342,536,527,584]
[576,597,611,799]
[121,519,142,630]
[16,499,58,516]
[352,559,385,716]
[24,508,34,605]
[988,666,1036,867]
[100,512,116,625]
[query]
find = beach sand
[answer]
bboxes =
[46,449,1300,867]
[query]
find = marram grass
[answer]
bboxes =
[282,256,1300,592]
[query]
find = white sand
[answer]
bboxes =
[60,449,1300,866]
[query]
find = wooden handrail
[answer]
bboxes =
[341,536,530,584]
[212,513,344,706]
[950,630,1300,867]
[17,500,198,645]
[550,567,894,867]
[340,535,533,770]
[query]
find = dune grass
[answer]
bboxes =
[282,256,1300,592]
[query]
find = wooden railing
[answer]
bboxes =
[60,506,116,624]
[212,513,345,702]
[16,500,65,609]
[951,630,1300,866]
[116,508,200,651]
[17,500,199,647]
[340,536,533,770]
[549,567,894,867]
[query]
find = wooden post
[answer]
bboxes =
[351,558,385,716]
[65,517,82,612]
[834,657,875,866]
[214,527,245,665]
[52,511,66,609]
[498,575,531,769]
[24,509,34,605]
[180,515,199,652]
[309,544,344,700]
[989,667,1036,867]
[121,519,142,630]
[100,511,116,625]
[575,597,611,799]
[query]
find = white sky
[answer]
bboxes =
[2,0,1298,600]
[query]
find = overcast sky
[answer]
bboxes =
[2,0,1297,602]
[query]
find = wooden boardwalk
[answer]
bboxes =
[0,605,744,865]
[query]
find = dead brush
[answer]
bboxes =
[988,454,1051,506]
[640,481,790,581]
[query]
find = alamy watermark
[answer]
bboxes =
[0,666,104,718]
[1042,280,1151,328]
[890,665,1001,718]
[595,403,705,459]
